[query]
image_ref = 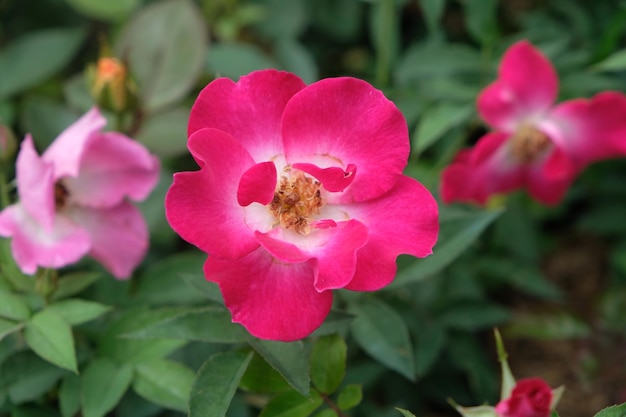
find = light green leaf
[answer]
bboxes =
[259,390,323,417]
[59,374,81,417]
[313,410,338,417]
[24,309,77,373]
[275,39,318,84]
[82,358,133,417]
[19,97,81,150]
[349,298,415,381]
[135,108,189,158]
[52,272,103,301]
[239,353,292,394]
[207,42,280,79]
[449,401,498,417]
[395,408,417,417]
[189,350,253,417]
[463,0,499,45]
[494,328,515,401]
[65,0,142,21]
[504,312,591,340]
[337,384,362,411]
[0,288,30,321]
[248,338,310,396]
[47,299,111,326]
[591,49,626,72]
[116,0,208,112]
[123,306,247,343]
[390,208,503,288]
[310,334,346,394]
[594,403,626,417]
[133,359,195,412]
[413,103,472,153]
[0,318,22,342]
[0,27,87,98]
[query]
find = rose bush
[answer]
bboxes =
[165,69,439,341]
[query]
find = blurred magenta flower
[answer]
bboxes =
[0,107,160,279]
[441,40,626,205]
[165,69,439,341]
[495,378,553,417]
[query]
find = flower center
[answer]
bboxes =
[510,125,551,163]
[269,166,324,235]
[54,182,69,210]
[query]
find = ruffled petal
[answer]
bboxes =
[42,107,107,179]
[205,248,333,341]
[282,77,409,203]
[478,41,558,131]
[16,136,56,231]
[165,128,260,259]
[441,132,525,205]
[67,202,148,279]
[255,219,369,292]
[543,91,626,168]
[343,176,439,291]
[292,163,356,192]
[188,69,306,161]
[63,131,160,208]
[0,204,90,275]
[237,161,277,206]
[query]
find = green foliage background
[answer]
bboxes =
[2,0,626,416]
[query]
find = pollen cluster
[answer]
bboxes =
[510,125,551,163]
[269,166,324,235]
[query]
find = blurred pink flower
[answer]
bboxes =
[441,40,626,205]
[495,378,553,417]
[0,107,160,279]
[165,69,439,341]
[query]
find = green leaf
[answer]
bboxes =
[19,97,81,150]
[413,320,445,377]
[438,303,510,331]
[259,390,322,417]
[52,272,103,301]
[0,27,87,98]
[390,208,503,288]
[591,49,626,72]
[413,103,472,153]
[313,410,338,417]
[504,312,591,340]
[419,0,446,38]
[594,403,626,417]
[189,350,253,417]
[65,0,142,21]
[24,309,77,373]
[116,0,207,112]
[310,334,346,394]
[248,338,310,396]
[395,408,417,417]
[133,359,195,412]
[463,0,499,45]
[2,351,68,404]
[135,108,189,158]
[349,298,415,381]
[47,299,111,326]
[207,42,280,79]
[0,288,30,321]
[123,306,247,343]
[179,272,224,303]
[310,311,355,337]
[0,317,22,343]
[275,39,318,84]
[81,358,133,417]
[337,384,362,411]
[240,353,292,394]
[494,328,515,401]
[59,374,81,417]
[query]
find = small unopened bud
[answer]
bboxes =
[0,125,17,161]
[87,56,136,113]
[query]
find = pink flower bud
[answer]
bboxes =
[495,378,553,417]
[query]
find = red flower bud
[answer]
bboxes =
[495,378,553,417]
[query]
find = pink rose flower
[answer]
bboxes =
[495,378,553,417]
[165,69,439,341]
[0,107,160,279]
[441,40,626,205]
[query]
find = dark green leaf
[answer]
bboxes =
[349,298,415,380]
[116,0,208,112]
[259,390,322,417]
[310,334,346,394]
[313,410,338,417]
[2,351,67,404]
[337,384,362,411]
[463,0,499,45]
[437,303,510,331]
[24,309,77,373]
[248,338,310,396]
[82,358,133,417]
[593,402,626,417]
[189,350,253,417]
[413,321,445,377]
[240,353,292,394]
[133,359,195,412]
[0,27,86,98]
[59,374,81,417]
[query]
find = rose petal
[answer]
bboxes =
[0,204,90,275]
[165,128,260,259]
[68,202,148,279]
[237,161,277,206]
[16,136,56,231]
[282,77,409,203]
[478,41,558,131]
[63,131,160,208]
[343,176,439,291]
[291,162,356,192]
[188,69,306,161]
[205,248,333,341]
